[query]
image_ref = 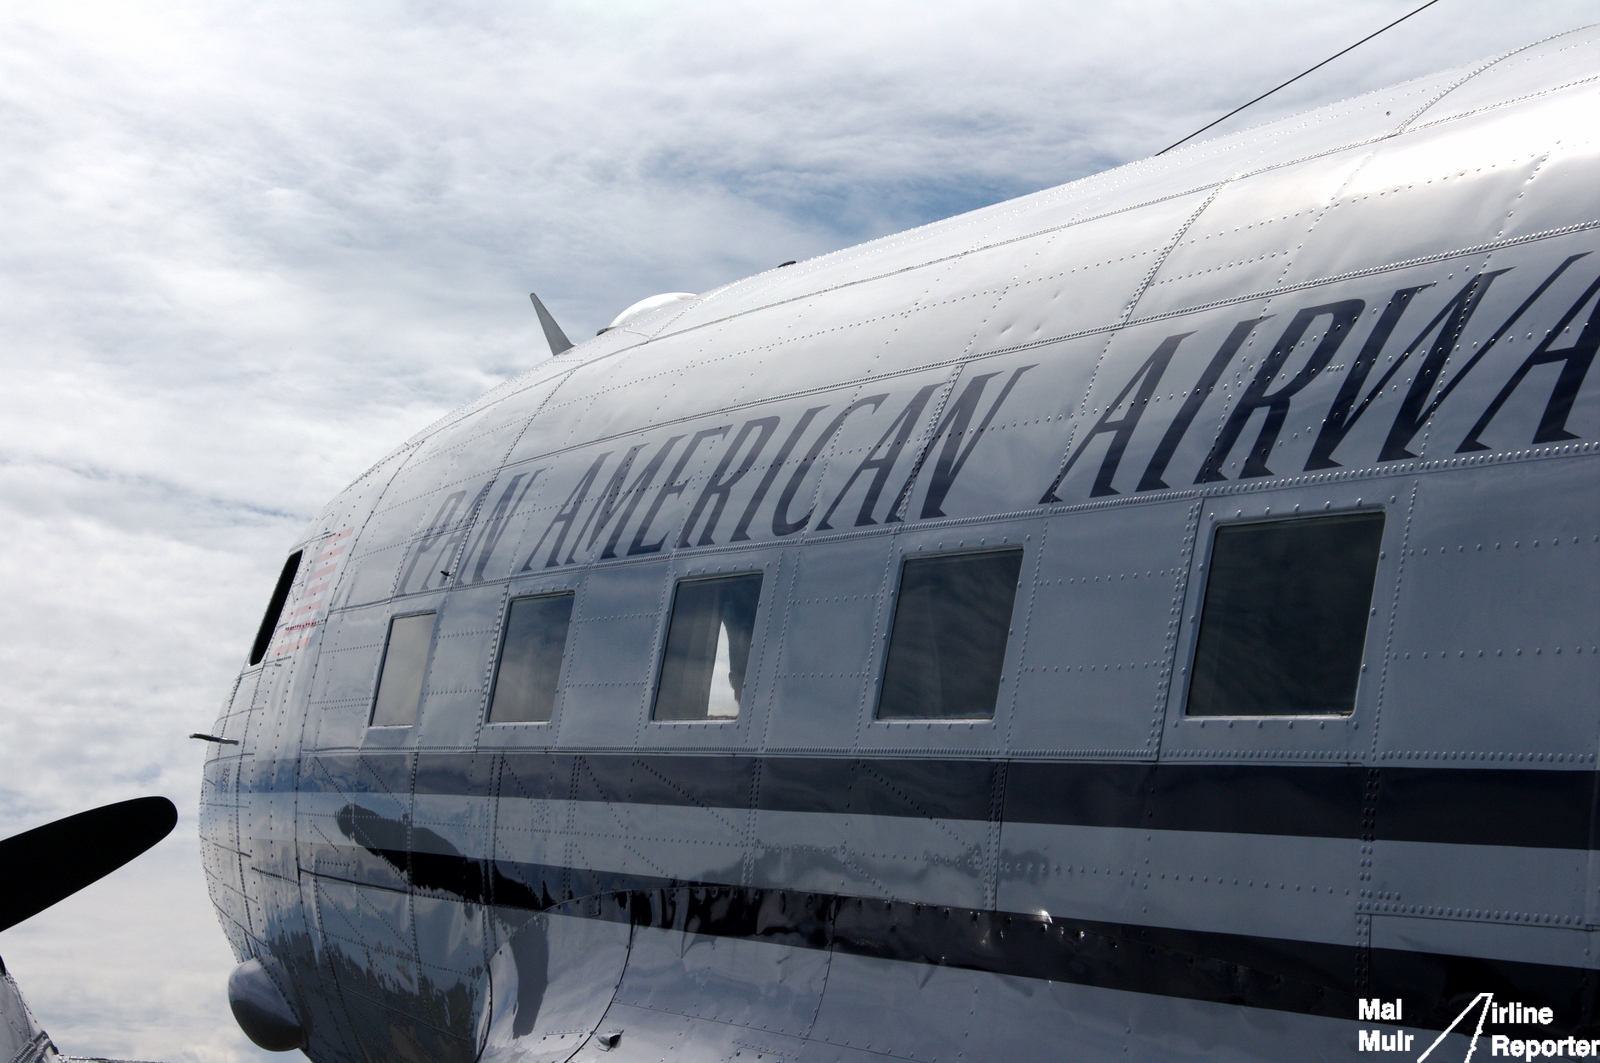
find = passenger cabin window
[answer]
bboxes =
[488,593,574,724]
[370,612,436,727]
[877,549,1023,720]
[248,550,302,666]
[1186,512,1384,717]
[653,573,762,721]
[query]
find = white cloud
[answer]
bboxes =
[1,1,1593,1059]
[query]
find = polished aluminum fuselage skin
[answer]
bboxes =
[202,28,1600,1063]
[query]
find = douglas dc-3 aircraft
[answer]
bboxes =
[5,21,1600,1063]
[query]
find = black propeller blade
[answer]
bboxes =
[0,796,177,933]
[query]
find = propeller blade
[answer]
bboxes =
[0,796,177,933]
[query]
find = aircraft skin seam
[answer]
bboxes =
[308,447,435,618]
[1154,498,1205,755]
[1000,520,1045,758]
[1497,154,1556,247]
[1120,186,1227,331]
[1395,30,1575,133]
[626,555,672,748]
[754,550,799,759]
[469,587,511,739]
[1371,478,1418,771]
[564,99,1557,375]
[638,294,708,341]
[305,444,1597,604]
[292,861,1600,1030]
[977,223,1600,357]
[740,747,765,892]
[201,31,1600,1062]
[1402,71,1600,135]
[1362,258,1465,751]
[847,531,900,751]
[983,761,1009,911]
[289,740,1600,762]
[619,189,1228,349]
[352,834,1600,934]
[876,366,962,524]
[375,222,1600,488]
[1150,58,1467,164]
[624,148,1587,378]
[402,365,581,450]
[565,51,1590,355]
[1066,186,1233,505]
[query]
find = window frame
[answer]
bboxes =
[649,569,766,725]
[873,545,1026,724]
[485,590,576,727]
[368,609,438,729]
[1179,507,1387,720]
[249,549,303,666]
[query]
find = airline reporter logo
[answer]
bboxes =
[1364,994,1597,1061]
[1360,998,1414,1052]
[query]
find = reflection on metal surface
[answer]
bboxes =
[481,913,630,1063]
[370,613,435,727]
[1,956,59,1063]
[297,747,1600,843]
[227,958,306,1052]
[201,27,1600,1063]
[489,593,573,724]
[598,292,697,335]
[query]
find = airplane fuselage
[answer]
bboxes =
[202,27,1600,1063]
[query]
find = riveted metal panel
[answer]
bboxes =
[807,952,995,1063]
[1415,33,1600,126]
[479,911,630,1063]
[204,28,1600,1063]
[612,925,829,1036]
[1275,105,1590,292]
[1369,913,1600,973]
[412,585,503,748]
[1010,500,1193,757]
[305,605,391,723]
[763,537,890,752]
[1376,460,1598,757]
[1160,479,1403,762]
[556,563,669,749]
[999,822,1358,947]
[1139,151,1371,315]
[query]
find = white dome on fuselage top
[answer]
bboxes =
[603,291,697,332]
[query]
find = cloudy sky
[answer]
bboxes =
[1,1,1594,1059]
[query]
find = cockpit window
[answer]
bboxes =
[248,550,302,666]
[877,549,1023,720]
[1186,511,1385,717]
[652,573,763,721]
[370,612,436,727]
[488,593,574,724]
